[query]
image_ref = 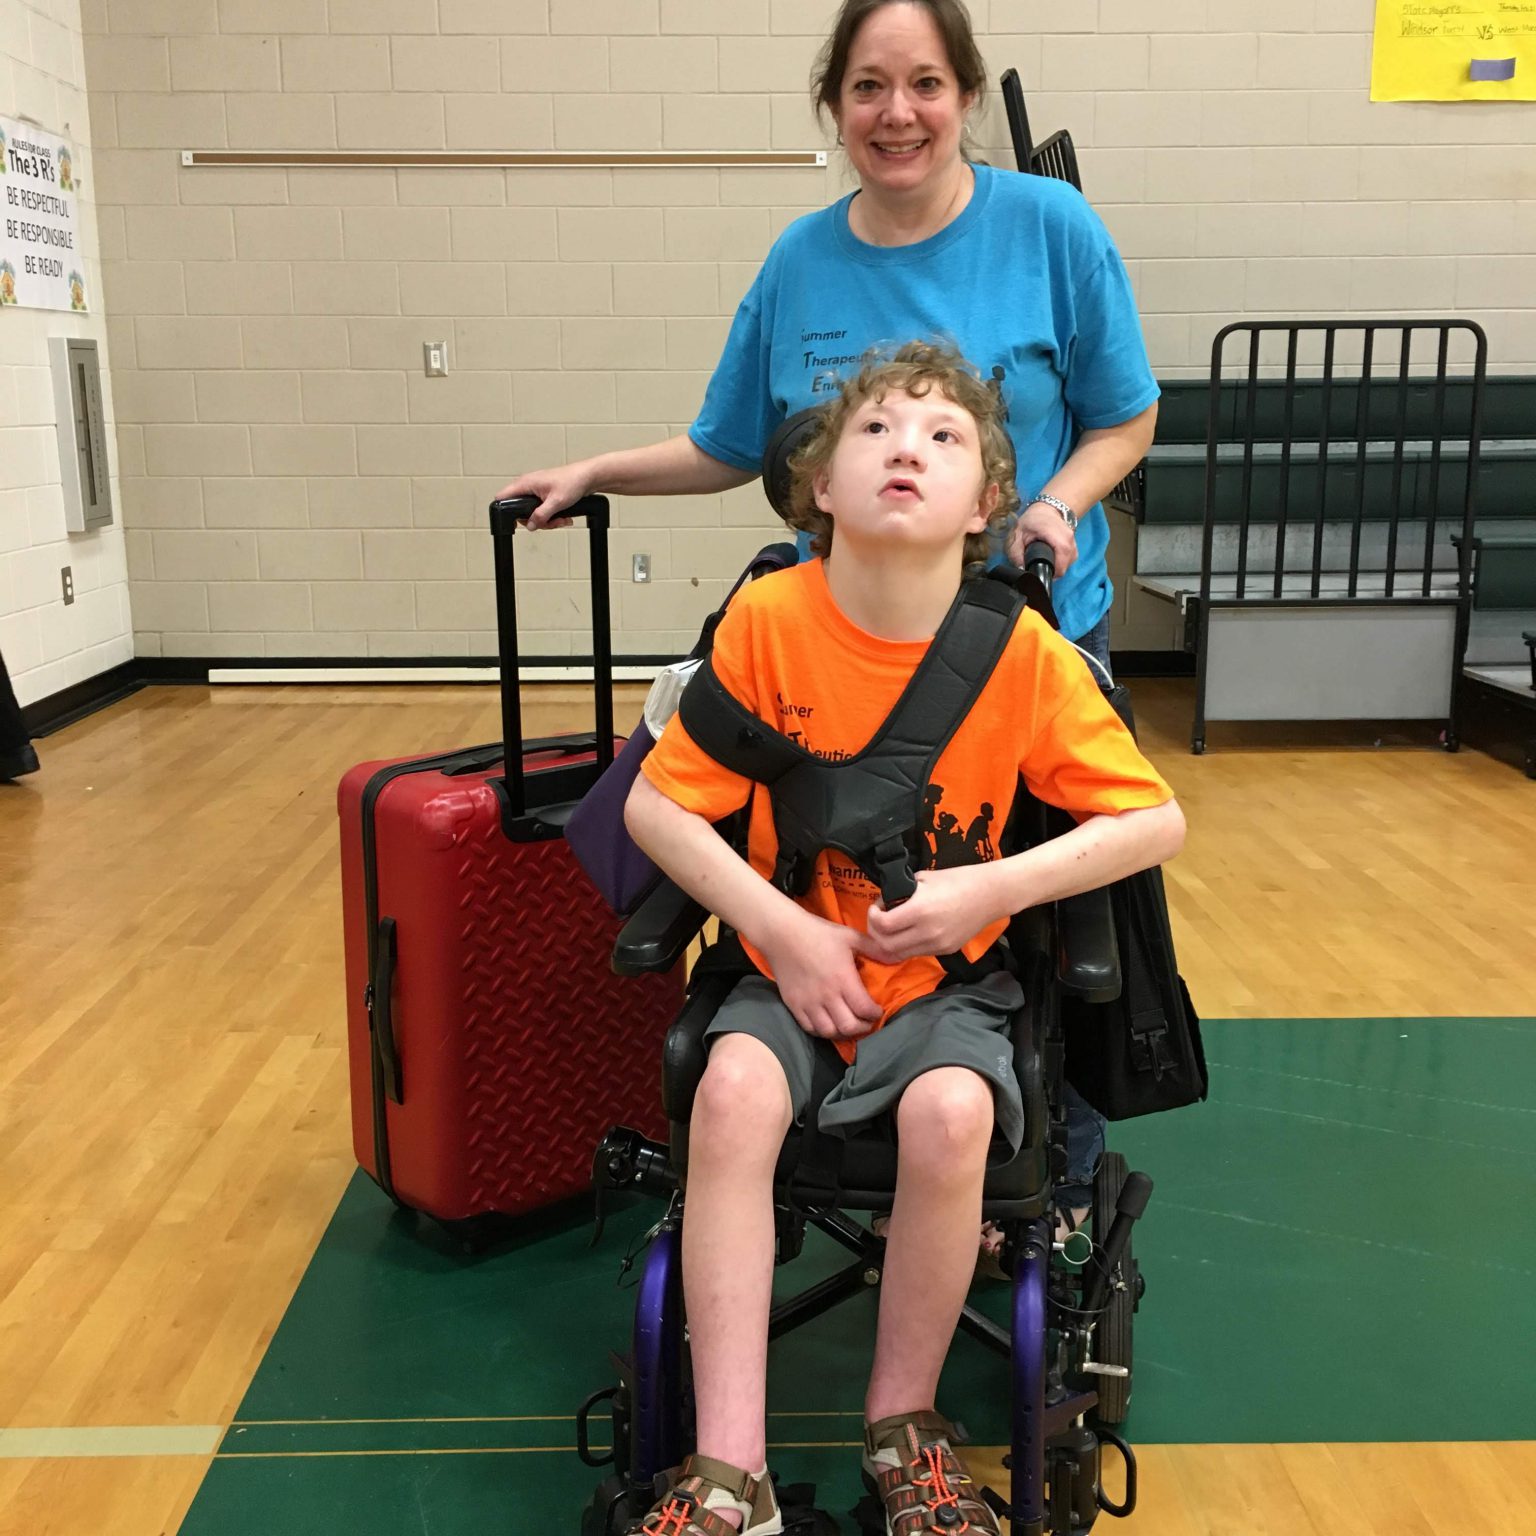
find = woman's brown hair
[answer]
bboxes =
[810,0,988,129]
[785,339,1018,565]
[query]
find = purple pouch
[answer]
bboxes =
[564,725,662,914]
[564,540,797,915]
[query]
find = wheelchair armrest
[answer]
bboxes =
[661,937,753,1125]
[611,878,709,977]
[1056,887,1121,1003]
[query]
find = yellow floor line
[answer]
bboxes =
[228,1410,867,1427]
[230,1414,575,1426]
[216,1439,870,1461]
[0,1425,223,1459]
[217,1446,580,1459]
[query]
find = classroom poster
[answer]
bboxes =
[0,115,86,312]
[1372,1,1536,99]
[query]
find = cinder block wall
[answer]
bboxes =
[70,0,1536,667]
[1,0,127,709]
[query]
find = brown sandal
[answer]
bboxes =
[630,1452,783,1535]
[863,1410,1001,1535]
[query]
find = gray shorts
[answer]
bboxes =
[702,970,1026,1160]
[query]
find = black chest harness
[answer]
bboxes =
[677,570,1044,910]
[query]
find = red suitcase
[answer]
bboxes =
[338,497,682,1225]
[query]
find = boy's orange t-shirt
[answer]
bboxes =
[641,560,1173,1059]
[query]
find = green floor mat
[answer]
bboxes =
[181,1016,1536,1534]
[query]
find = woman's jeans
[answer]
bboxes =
[1055,611,1113,1209]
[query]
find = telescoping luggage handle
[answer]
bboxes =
[487,495,616,823]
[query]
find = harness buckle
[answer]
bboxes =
[773,849,813,897]
[870,835,917,907]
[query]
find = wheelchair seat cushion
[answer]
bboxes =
[703,972,1027,1160]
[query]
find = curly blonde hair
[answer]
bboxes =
[785,339,1019,565]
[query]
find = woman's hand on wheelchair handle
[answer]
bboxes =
[1007,503,1077,575]
[494,462,594,530]
[865,866,1004,963]
[758,911,883,1041]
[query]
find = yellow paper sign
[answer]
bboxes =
[1372,1,1536,100]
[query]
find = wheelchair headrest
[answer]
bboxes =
[762,406,823,521]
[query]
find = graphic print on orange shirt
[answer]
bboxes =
[773,685,998,895]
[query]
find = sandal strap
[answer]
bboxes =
[678,1452,760,1505]
[864,1408,955,1458]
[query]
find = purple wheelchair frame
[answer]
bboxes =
[625,1215,1057,1531]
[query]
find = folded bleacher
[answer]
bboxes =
[1111,320,1536,767]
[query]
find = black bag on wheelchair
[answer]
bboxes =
[1062,681,1207,1121]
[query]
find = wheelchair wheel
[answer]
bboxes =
[1090,1151,1136,1425]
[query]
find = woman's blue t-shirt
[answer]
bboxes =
[688,162,1158,641]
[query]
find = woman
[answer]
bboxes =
[503,0,1155,663]
[499,0,1157,1248]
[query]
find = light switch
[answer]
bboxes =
[424,340,448,377]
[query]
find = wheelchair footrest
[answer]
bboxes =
[851,1493,883,1535]
[774,1482,841,1535]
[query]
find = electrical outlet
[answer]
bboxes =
[423,340,448,377]
[632,553,651,584]
[61,565,74,605]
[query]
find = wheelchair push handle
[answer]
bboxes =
[1023,538,1056,589]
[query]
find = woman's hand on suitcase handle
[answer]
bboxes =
[494,462,595,530]
[758,911,884,1041]
[865,866,1006,963]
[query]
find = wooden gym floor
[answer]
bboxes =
[1,677,1533,1534]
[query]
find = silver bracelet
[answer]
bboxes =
[1029,492,1078,532]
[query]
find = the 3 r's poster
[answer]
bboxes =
[0,116,85,313]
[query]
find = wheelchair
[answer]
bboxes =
[575,855,1154,1536]
[571,400,1161,1533]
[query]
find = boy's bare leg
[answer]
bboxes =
[684,1032,794,1486]
[865,1067,994,1422]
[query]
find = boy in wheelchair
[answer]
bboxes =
[621,341,1184,1535]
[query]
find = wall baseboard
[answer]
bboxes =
[22,649,1196,738]
[205,662,666,685]
[20,654,676,736]
[22,662,144,739]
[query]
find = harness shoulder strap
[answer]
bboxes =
[832,577,1023,904]
[676,655,806,783]
[862,575,1021,766]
